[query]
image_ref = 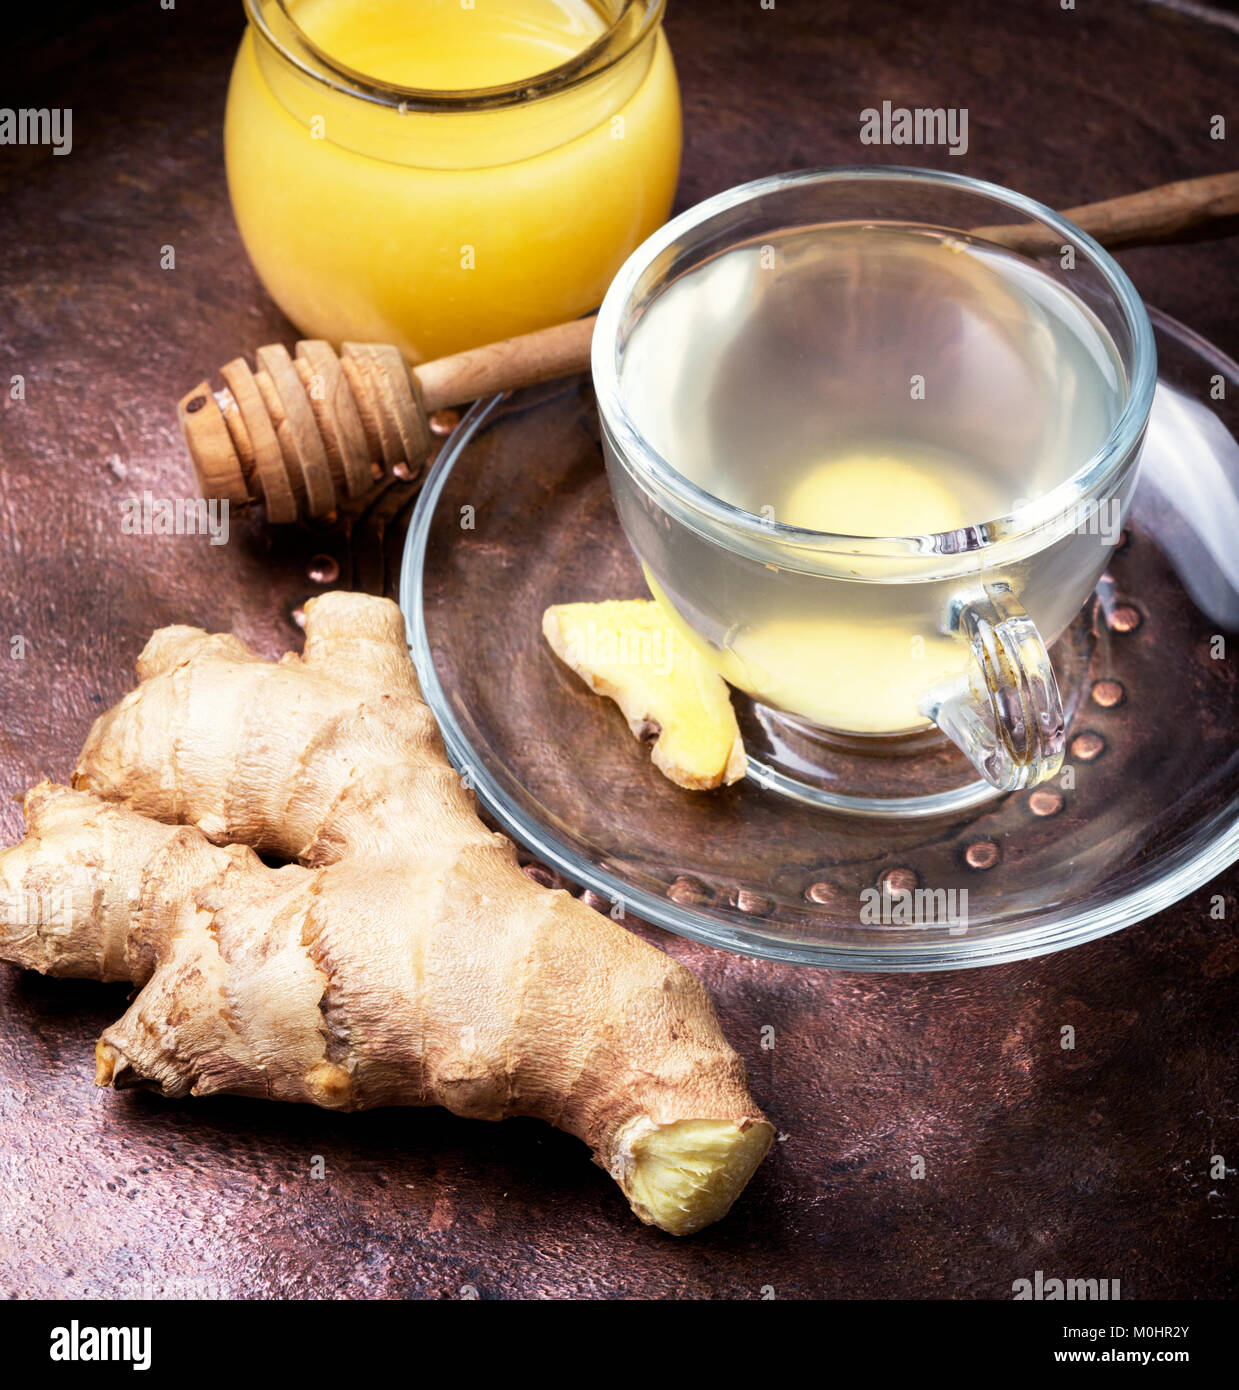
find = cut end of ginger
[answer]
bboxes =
[617,1116,775,1237]
[542,599,745,791]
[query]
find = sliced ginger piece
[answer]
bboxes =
[543,599,745,791]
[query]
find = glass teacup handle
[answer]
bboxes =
[918,582,1065,792]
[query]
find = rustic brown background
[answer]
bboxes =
[1,0,1237,1299]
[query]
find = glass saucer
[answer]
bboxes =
[400,309,1239,969]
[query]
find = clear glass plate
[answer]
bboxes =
[400,309,1239,969]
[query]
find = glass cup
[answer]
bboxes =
[592,168,1157,813]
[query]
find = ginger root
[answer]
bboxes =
[0,593,770,1235]
[543,599,745,791]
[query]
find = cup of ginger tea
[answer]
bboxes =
[593,168,1156,812]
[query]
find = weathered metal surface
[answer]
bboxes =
[0,0,1236,1298]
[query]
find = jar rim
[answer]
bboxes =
[244,0,666,112]
[592,165,1158,563]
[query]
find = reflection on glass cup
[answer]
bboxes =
[593,168,1157,801]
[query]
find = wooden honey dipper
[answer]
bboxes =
[178,322,592,524]
[181,171,1239,524]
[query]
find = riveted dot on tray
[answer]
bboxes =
[522,862,556,890]
[307,554,339,585]
[964,839,1000,870]
[667,875,708,906]
[430,408,460,435]
[1107,603,1142,633]
[290,604,307,629]
[805,880,845,906]
[582,889,609,914]
[732,887,773,916]
[1071,730,1106,761]
[880,867,919,895]
[1091,678,1124,708]
[1028,788,1064,817]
